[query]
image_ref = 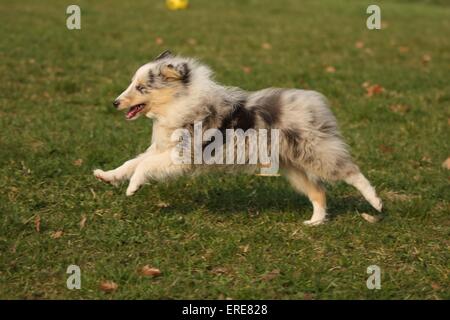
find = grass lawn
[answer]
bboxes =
[0,0,449,299]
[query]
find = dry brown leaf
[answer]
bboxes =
[355,41,364,49]
[379,144,394,154]
[241,66,252,74]
[325,66,336,73]
[261,269,280,281]
[431,283,441,290]
[303,292,314,300]
[361,213,382,223]
[99,281,118,293]
[140,265,162,277]
[421,155,432,163]
[35,215,41,233]
[389,104,410,115]
[155,37,164,45]
[80,215,87,229]
[442,157,450,170]
[156,201,170,208]
[422,54,432,64]
[398,46,410,53]
[261,42,272,50]
[364,48,374,56]
[73,159,83,167]
[50,230,63,239]
[361,81,371,89]
[187,38,197,46]
[211,267,229,275]
[239,244,250,253]
[366,84,384,97]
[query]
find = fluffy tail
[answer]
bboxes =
[344,172,382,212]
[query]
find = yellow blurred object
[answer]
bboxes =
[166,0,189,10]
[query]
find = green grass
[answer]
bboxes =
[0,0,449,299]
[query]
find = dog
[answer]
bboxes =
[94,50,382,225]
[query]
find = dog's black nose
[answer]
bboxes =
[113,100,120,108]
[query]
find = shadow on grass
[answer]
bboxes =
[139,174,378,219]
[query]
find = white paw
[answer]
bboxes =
[303,218,327,226]
[93,169,119,187]
[371,197,383,212]
[93,169,107,181]
[126,184,139,196]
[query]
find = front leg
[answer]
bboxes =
[126,150,189,196]
[93,145,155,186]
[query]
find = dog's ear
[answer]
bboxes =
[160,62,190,83]
[154,50,173,61]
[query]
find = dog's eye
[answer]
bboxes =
[135,85,145,93]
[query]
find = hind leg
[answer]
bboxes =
[344,171,382,212]
[285,168,328,226]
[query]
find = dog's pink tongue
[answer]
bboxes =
[126,106,139,119]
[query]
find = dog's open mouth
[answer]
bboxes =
[126,104,145,120]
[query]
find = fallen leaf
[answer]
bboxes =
[140,265,162,277]
[211,267,229,275]
[73,159,83,166]
[261,42,272,50]
[35,215,41,233]
[389,104,410,115]
[303,292,314,300]
[398,46,410,53]
[156,201,170,208]
[364,48,374,56]
[80,215,87,229]
[422,54,432,64]
[379,144,394,154]
[366,84,384,97]
[261,269,280,281]
[239,244,249,253]
[187,38,197,46]
[361,81,371,89]
[355,41,364,49]
[361,213,383,223]
[155,37,164,45]
[431,283,441,290]
[325,66,336,73]
[99,281,118,293]
[241,66,252,74]
[442,157,450,170]
[421,155,432,163]
[50,230,63,239]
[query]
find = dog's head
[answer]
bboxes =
[113,50,194,120]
